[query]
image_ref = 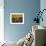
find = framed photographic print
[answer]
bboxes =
[10,13,24,24]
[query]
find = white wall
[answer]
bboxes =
[0,0,4,42]
[40,0,46,27]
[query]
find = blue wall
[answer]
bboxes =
[4,0,40,42]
